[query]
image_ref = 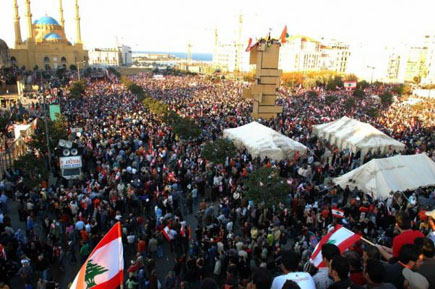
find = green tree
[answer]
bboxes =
[344,97,356,112]
[344,74,358,81]
[307,90,318,98]
[107,66,121,78]
[326,76,344,90]
[201,138,237,164]
[143,98,169,116]
[14,153,49,190]
[325,95,337,105]
[69,80,86,98]
[380,91,394,106]
[357,80,370,90]
[85,260,108,288]
[69,64,77,71]
[352,89,365,98]
[29,115,68,155]
[244,167,290,208]
[365,107,379,118]
[171,116,201,140]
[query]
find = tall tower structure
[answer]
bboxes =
[235,13,243,72]
[187,42,192,63]
[13,0,22,47]
[59,0,65,29]
[75,0,83,44]
[24,0,34,42]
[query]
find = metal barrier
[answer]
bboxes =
[0,137,28,175]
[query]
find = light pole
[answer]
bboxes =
[76,61,86,81]
[41,85,52,174]
[367,66,375,84]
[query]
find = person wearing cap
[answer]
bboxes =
[402,268,429,289]
[414,237,435,289]
[271,250,315,289]
[363,259,395,289]
[384,244,425,289]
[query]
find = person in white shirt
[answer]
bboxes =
[312,243,340,289]
[271,250,316,289]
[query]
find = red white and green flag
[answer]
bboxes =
[332,208,345,218]
[280,25,289,43]
[70,222,124,289]
[310,225,361,267]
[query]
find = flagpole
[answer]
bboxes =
[360,237,376,246]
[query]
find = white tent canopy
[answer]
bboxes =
[333,154,435,199]
[312,116,405,155]
[223,121,307,161]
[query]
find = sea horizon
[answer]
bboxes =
[133,51,213,62]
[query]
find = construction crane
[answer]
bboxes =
[187,42,192,63]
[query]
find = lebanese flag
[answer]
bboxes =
[70,222,124,289]
[280,25,289,43]
[162,226,172,241]
[245,38,257,52]
[332,208,345,218]
[310,225,361,267]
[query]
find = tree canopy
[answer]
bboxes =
[244,167,290,208]
[201,138,237,164]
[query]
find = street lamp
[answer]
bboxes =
[367,66,375,84]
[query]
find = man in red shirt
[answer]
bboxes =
[377,212,424,261]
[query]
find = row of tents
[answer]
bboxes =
[223,117,435,199]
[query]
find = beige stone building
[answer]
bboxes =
[9,0,88,70]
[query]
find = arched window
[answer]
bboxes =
[61,57,67,64]
[10,56,16,65]
[44,57,49,63]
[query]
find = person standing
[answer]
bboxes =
[271,251,316,289]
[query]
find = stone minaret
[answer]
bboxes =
[75,0,82,44]
[24,0,34,41]
[13,0,22,47]
[59,0,65,29]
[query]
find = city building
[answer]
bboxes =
[213,41,250,72]
[319,39,351,73]
[279,35,321,72]
[0,39,10,68]
[9,0,88,70]
[422,35,435,84]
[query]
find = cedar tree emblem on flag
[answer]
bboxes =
[85,259,109,288]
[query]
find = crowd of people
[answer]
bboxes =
[0,71,433,289]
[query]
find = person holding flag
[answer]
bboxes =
[70,222,124,289]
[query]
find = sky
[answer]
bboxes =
[0,0,434,54]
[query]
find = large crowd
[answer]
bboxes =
[0,71,434,289]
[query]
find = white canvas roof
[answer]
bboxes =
[312,116,405,155]
[223,121,307,161]
[333,153,435,199]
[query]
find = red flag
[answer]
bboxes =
[280,25,289,43]
[70,222,124,289]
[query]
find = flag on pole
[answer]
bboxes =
[280,25,289,43]
[310,225,361,267]
[245,38,257,52]
[70,222,123,289]
[332,208,345,218]
[162,226,174,241]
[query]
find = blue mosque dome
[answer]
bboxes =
[44,33,62,40]
[33,16,59,25]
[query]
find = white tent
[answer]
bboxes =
[312,116,405,155]
[223,121,307,161]
[333,154,435,199]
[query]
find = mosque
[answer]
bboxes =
[8,0,88,70]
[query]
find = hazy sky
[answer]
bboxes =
[0,0,434,53]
